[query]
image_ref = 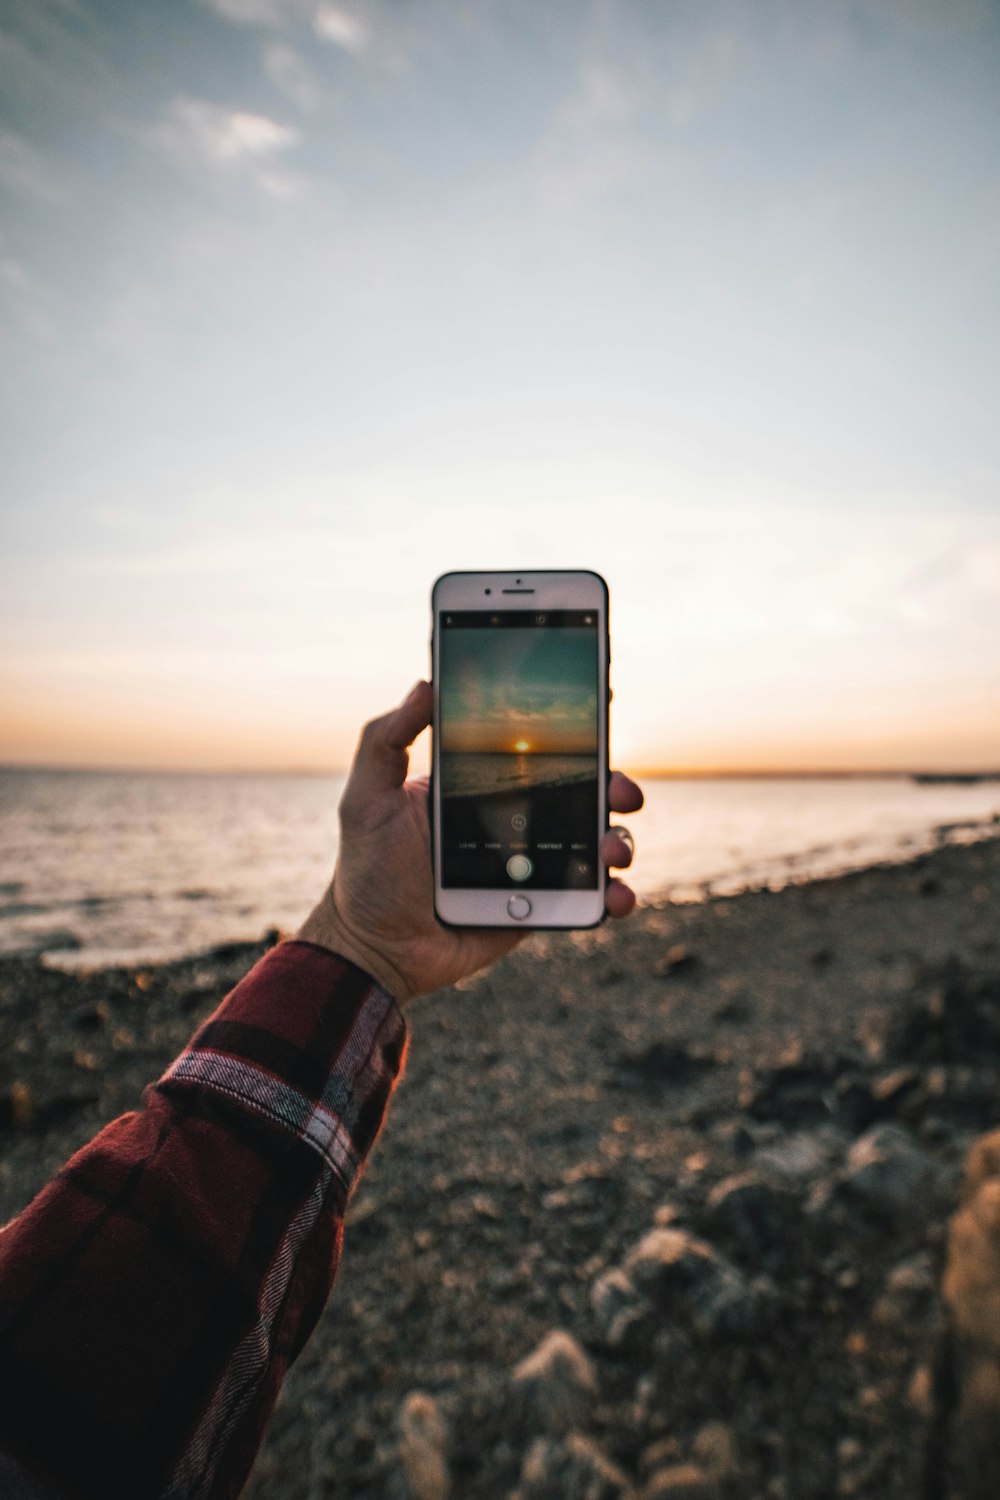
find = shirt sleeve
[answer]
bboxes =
[0,940,407,1500]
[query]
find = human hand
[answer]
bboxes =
[297,681,643,1003]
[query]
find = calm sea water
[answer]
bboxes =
[441,752,597,796]
[0,767,997,968]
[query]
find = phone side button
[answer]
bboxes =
[507,895,532,921]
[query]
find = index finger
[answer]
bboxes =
[383,679,432,750]
[342,681,432,810]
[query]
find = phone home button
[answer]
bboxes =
[507,894,532,921]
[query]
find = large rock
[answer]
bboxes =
[937,1128,1000,1498]
[510,1330,599,1437]
[515,1433,635,1500]
[754,1127,844,1184]
[840,1122,940,1217]
[704,1172,798,1263]
[623,1227,768,1339]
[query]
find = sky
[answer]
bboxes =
[1,0,998,774]
[440,622,598,754]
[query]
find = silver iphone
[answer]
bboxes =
[431,570,610,928]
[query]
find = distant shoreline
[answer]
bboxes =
[19,825,1000,973]
[2,823,996,980]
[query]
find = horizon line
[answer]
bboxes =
[2,760,999,782]
[630,766,1000,781]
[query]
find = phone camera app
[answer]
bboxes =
[438,598,600,895]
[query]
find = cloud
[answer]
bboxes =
[160,97,299,162]
[149,97,304,195]
[199,0,368,51]
[199,0,297,25]
[314,5,368,55]
[200,0,397,69]
[0,129,64,201]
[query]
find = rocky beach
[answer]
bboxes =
[2,837,1000,1499]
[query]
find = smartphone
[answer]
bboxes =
[431,570,609,928]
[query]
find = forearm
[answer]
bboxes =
[0,941,406,1500]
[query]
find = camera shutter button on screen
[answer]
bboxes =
[506,854,533,881]
[507,895,532,920]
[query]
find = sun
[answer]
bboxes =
[513,739,530,752]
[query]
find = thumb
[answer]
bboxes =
[344,681,432,805]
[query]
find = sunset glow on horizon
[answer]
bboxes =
[2,2,998,777]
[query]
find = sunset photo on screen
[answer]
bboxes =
[439,618,599,800]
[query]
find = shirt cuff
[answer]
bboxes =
[156,939,407,1196]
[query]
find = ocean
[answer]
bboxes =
[440,751,596,797]
[0,767,997,968]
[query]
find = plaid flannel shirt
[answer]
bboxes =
[0,940,407,1500]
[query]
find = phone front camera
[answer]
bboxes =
[485,588,491,595]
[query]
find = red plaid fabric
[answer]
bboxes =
[0,941,407,1500]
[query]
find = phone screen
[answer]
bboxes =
[438,609,601,890]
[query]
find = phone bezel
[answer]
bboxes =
[431,569,609,929]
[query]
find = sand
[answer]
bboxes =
[1,837,999,1499]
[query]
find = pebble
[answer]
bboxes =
[691,1421,736,1478]
[516,1432,635,1500]
[638,1424,736,1497]
[397,1391,450,1500]
[590,1268,650,1351]
[873,1253,937,1326]
[1,1080,35,1129]
[640,1463,711,1498]
[653,944,699,979]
